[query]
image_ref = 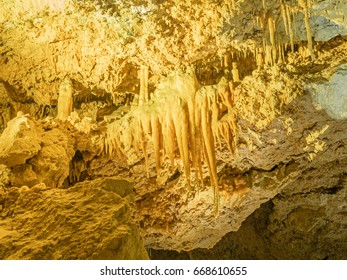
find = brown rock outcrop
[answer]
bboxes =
[0,179,148,260]
[0,113,41,167]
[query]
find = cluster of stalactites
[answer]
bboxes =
[104,71,238,214]
[254,0,314,68]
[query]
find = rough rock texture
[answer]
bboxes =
[0,0,347,260]
[0,115,77,188]
[309,63,347,119]
[134,80,347,252]
[0,113,41,167]
[0,179,148,260]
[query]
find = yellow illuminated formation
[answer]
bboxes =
[104,70,239,214]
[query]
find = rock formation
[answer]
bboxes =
[57,78,73,120]
[0,0,346,259]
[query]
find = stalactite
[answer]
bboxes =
[187,91,199,190]
[210,96,220,146]
[256,47,264,69]
[265,45,273,66]
[277,44,282,64]
[162,105,176,171]
[169,97,190,191]
[280,43,286,64]
[200,94,219,215]
[194,95,204,187]
[280,0,289,36]
[224,53,229,69]
[217,111,238,154]
[140,133,150,178]
[105,120,124,159]
[299,0,314,58]
[286,5,295,53]
[232,62,240,82]
[151,113,162,176]
[132,115,149,178]
[268,14,277,65]
[139,65,149,105]
[181,102,191,192]
[137,111,152,178]
[171,100,185,182]
[219,78,233,111]
[57,78,73,121]
[268,14,276,47]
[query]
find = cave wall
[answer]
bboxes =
[0,0,347,259]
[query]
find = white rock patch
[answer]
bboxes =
[309,64,347,119]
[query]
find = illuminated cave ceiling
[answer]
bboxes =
[0,0,347,259]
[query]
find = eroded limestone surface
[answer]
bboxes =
[0,179,148,260]
[0,0,347,259]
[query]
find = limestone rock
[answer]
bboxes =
[0,115,77,189]
[0,164,10,188]
[0,186,5,207]
[0,180,148,260]
[309,63,347,120]
[10,164,38,188]
[0,114,41,167]
[28,126,75,189]
[0,0,347,260]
